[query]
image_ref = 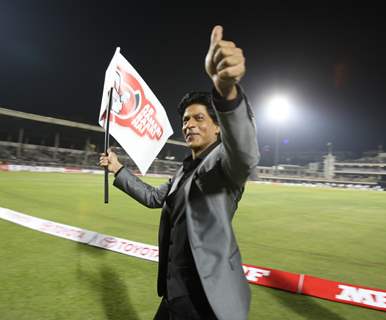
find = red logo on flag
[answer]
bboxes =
[102,65,164,140]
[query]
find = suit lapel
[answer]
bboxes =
[168,166,184,195]
[169,143,220,198]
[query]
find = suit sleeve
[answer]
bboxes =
[213,86,260,186]
[113,167,171,208]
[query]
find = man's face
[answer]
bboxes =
[182,104,220,157]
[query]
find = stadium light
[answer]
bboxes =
[265,94,292,175]
[266,95,291,123]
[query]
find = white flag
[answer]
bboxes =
[99,48,173,175]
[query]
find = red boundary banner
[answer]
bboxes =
[303,275,386,312]
[0,164,9,171]
[0,207,385,312]
[243,264,386,312]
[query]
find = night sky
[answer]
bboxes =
[1,1,385,158]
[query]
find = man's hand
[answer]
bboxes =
[99,148,123,174]
[205,25,246,100]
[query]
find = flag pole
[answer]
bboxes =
[104,87,113,204]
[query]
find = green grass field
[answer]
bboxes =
[0,171,385,320]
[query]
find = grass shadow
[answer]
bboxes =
[267,287,347,320]
[98,266,140,320]
[76,242,140,320]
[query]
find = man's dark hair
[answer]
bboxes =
[177,91,218,124]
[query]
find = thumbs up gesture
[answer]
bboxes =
[205,25,246,100]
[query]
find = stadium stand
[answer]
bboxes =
[0,140,181,175]
[0,107,384,188]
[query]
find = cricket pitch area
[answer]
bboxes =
[0,171,385,320]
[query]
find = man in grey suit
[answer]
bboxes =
[100,25,259,320]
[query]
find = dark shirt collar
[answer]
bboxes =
[182,140,220,172]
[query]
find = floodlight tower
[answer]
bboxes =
[266,95,291,175]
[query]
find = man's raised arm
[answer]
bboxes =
[205,25,260,185]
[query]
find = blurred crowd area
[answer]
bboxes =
[0,115,385,186]
[0,115,187,176]
[0,141,181,176]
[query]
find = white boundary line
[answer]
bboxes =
[0,207,159,262]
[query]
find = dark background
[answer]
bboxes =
[1,1,385,160]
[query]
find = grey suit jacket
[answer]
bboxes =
[114,92,259,320]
